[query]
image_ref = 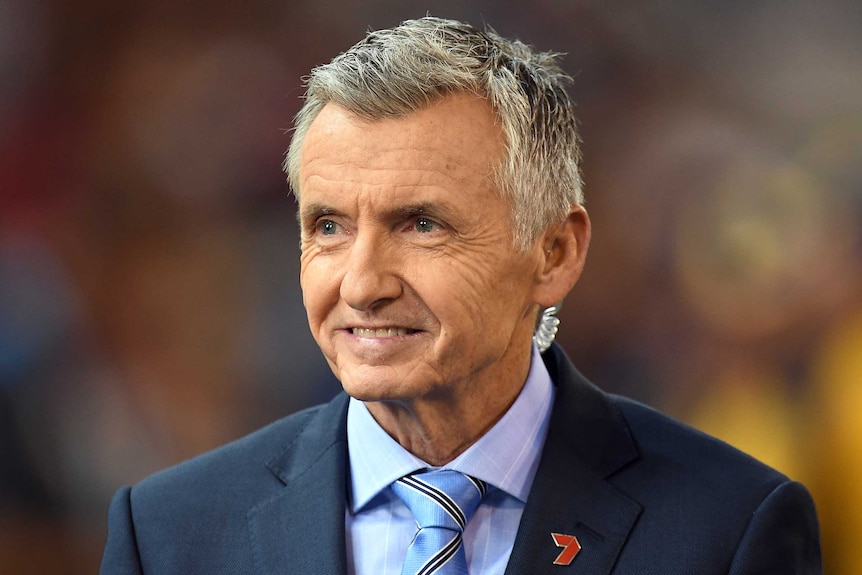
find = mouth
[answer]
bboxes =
[350,327,419,338]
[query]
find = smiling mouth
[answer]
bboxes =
[350,327,419,338]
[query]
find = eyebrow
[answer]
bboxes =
[391,203,441,219]
[297,203,339,227]
[298,201,454,226]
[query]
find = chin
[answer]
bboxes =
[337,365,434,404]
[340,385,414,405]
[338,369,400,402]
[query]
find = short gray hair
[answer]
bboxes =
[285,16,584,251]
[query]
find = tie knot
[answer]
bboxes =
[392,470,487,531]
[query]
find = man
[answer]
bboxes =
[101,17,821,574]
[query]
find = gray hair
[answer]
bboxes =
[285,16,584,251]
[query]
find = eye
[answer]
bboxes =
[317,219,341,235]
[413,217,441,233]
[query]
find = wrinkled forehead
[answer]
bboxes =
[298,95,505,191]
[296,95,515,232]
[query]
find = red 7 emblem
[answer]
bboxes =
[551,532,582,566]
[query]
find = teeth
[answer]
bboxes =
[352,327,411,337]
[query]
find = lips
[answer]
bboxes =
[350,327,419,337]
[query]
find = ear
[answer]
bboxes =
[532,206,591,307]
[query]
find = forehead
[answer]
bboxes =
[297,94,506,207]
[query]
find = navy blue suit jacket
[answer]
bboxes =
[101,345,821,574]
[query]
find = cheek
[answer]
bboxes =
[420,258,511,327]
[300,258,340,327]
[450,251,521,299]
[436,254,536,331]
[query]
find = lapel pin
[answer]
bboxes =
[551,532,581,566]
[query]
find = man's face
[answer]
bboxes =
[297,94,546,406]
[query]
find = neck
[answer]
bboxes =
[364,344,533,466]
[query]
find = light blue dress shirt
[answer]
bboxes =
[345,344,555,575]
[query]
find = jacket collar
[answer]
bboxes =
[504,344,642,574]
[248,394,351,575]
[248,344,641,575]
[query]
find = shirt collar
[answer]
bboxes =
[347,343,555,512]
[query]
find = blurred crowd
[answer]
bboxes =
[0,1,859,573]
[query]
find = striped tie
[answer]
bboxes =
[391,469,487,575]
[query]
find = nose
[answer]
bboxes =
[340,233,402,311]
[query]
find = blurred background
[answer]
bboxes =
[0,0,859,572]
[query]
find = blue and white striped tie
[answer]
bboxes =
[391,469,487,575]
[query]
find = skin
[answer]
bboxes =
[297,93,590,465]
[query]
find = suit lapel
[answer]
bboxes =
[243,346,641,575]
[248,395,351,575]
[505,345,642,575]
